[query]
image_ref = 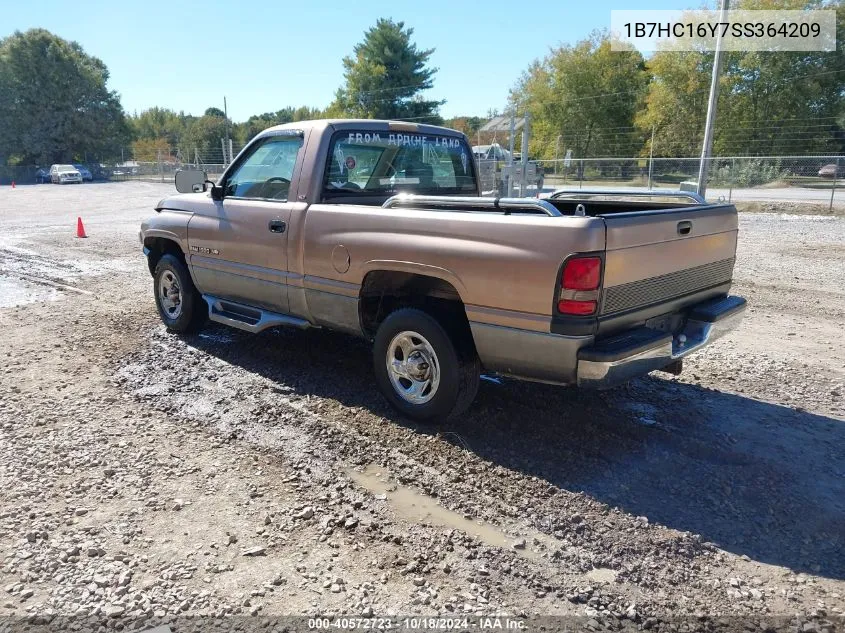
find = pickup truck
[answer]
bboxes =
[140,119,746,422]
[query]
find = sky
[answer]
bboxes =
[2,0,693,122]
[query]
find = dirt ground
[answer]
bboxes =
[0,182,843,632]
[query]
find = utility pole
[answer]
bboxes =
[647,126,655,190]
[520,113,529,197]
[555,134,562,175]
[223,96,230,165]
[697,0,730,198]
[506,111,516,197]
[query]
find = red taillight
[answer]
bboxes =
[558,299,597,315]
[562,256,601,290]
[558,256,602,315]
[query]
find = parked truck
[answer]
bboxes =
[140,119,746,422]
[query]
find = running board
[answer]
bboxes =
[203,295,311,333]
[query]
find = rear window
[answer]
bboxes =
[323,130,476,198]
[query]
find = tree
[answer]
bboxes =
[182,114,228,161]
[204,107,225,118]
[634,50,712,158]
[0,29,130,165]
[131,137,171,162]
[330,19,443,123]
[233,106,326,145]
[130,107,190,148]
[716,0,845,155]
[444,116,487,140]
[637,0,845,156]
[234,113,278,145]
[511,31,649,161]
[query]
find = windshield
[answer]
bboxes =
[58,165,76,171]
[323,130,476,198]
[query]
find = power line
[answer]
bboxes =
[517,67,845,109]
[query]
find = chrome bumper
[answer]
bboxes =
[577,295,746,389]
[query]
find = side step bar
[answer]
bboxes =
[203,295,311,333]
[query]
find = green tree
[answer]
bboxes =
[131,137,172,162]
[511,31,649,160]
[233,106,326,145]
[634,50,711,158]
[717,0,845,155]
[204,106,226,118]
[129,107,190,148]
[330,19,443,123]
[444,116,487,139]
[638,0,845,156]
[0,29,130,165]
[182,114,228,161]
[234,113,278,145]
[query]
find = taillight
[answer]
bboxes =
[558,256,601,315]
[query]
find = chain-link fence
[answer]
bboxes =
[106,145,247,184]
[536,155,843,208]
[4,152,842,208]
[0,145,246,186]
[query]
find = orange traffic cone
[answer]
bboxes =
[76,217,87,238]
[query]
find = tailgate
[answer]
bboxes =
[599,204,738,330]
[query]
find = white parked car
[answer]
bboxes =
[50,164,83,184]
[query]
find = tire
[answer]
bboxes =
[373,308,480,423]
[153,253,207,334]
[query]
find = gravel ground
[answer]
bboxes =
[0,183,843,632]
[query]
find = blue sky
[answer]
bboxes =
[3,0,692,121]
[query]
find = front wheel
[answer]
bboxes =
[153,254,207,333]
[373,308,480,423]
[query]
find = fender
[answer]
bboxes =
[360,260,468,300]
[142,208,191,244]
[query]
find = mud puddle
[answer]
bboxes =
[0,245,127,308]
[0,274,61,308]
[348,465,556,560]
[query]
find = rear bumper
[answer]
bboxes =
[576,295,746,389]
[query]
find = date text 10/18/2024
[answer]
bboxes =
[308,617,527,630]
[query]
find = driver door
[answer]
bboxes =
[187,132,305,315]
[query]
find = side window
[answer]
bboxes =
[224,135,303,200]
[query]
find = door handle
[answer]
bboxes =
[677,220,692,236]
[268,220,286,234]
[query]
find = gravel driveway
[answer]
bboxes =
[0,183,843,632]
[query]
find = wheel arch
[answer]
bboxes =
[143,235,186,277]
[358,267,475,349]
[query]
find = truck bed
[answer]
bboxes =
[547,189,710,216]
[375,191,739,339]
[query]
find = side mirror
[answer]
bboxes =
[175,169,207,194]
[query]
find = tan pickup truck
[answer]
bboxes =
[140,119,746,422]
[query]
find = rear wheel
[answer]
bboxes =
[373,308,480,423]
[153,254,207,333]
